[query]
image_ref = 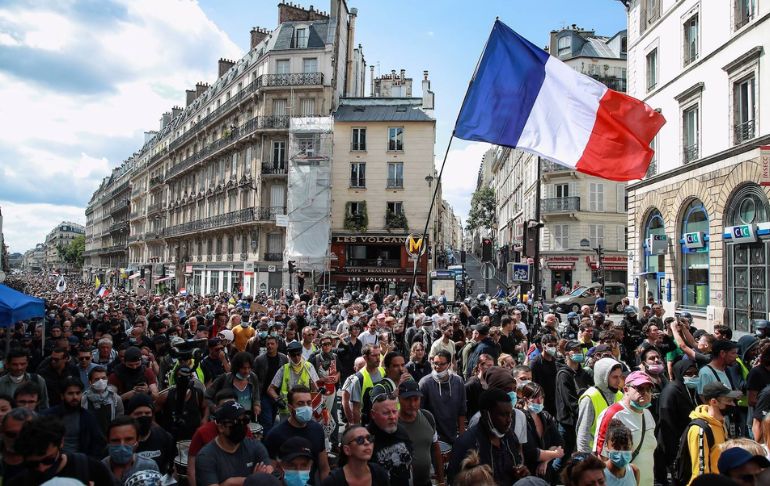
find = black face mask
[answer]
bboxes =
[720,405,736,416]
[176,376,191,392]
[226,424,247,444]
[136,416,153,437]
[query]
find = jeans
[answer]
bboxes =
[258,395,277,433]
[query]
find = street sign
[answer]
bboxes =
[267,265,277,272]
[275,215,288,227]
[405,233,426,258]
[481,262,495,279]
[507,262,531,282]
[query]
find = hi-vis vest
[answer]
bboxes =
[279,362,313,412]
[360,367,386,399]
[579,387,623,447]
[736,358,750,408]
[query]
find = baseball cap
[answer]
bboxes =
[717,446,770,474]
[214,401,248,422]
[702,382,742,400]
[712,339,739,355]
[398,379,422,398]
[287,341,303,353]
[473,324,490,335]
[564,341,582,352]
[218,329,234,342]
[624,371,653,388]
[279,437,314,462]
[124,346,142,363]
[587,344,610,357]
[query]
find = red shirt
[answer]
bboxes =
[188,421,254,457]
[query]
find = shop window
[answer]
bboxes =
[644,209,665,273]
[680,200,709,309]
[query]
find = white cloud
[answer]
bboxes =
[436,141,490,224]
[0,0,243,249]
[1,200,86,254]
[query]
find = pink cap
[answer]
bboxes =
[625,371,653,387]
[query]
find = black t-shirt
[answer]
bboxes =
[753,384,770,421]
[531,356,558,416]
[8,452,113,486]
[200,356,226,384]
[367,422,413,485]
[498,332,517,355]
[264,419,326,485]
[136,425,178,474]
[265,355,282,394]
[747,365,770,394]
[321,462,390,486]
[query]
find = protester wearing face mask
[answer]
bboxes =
[268,342,320,421]
[264,385,330,484]
[81,366,125,437]
[103,416,159,484]
[638,346,666,425]
[448,388,526,485]
[419,350,466,445]
[243,437,315,486]
[601,419,640,486]
[531,334,559,417]
[555,340,594,467]
[155,366,207,441]
[678,382,740,484]
[231,314,255,352]
[657,360,699,483]
[576,358,624,453]
[518,381,564,483]
[594,371,657,486]
[126,394,176,477]
[40,377,106,457]
[195,401,273,485]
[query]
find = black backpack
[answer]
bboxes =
[672,418,715,486]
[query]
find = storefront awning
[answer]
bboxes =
[128,273,141,280]
[155,276,174,283]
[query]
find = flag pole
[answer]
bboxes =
[403,19,497,324]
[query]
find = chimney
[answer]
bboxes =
[160,112,172,130]
[422,70,434,110]
[185,89,197,107]
[400,69,406,82]
[344,7,358,97]
[195,82,208,98]
[250,27,269,50]
[171,106,183,119]
[369,65,375,97]
[278,2,329,23]
[218,58,235,78]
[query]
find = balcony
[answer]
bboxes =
[162,207,256,238]
[386,178,403,189]
[110,199,130,215]
[261,163,288,176]
[347,258,400,268]
[683,143,699,163]
[149,175,164,190]
[147,201,164,215]
[542,196,580,213]
[110,181,130,198]
[108,221,129,234]
[129,210,144,220]
[128,233,144,243]
[264,252,283,261]
[262,72,323,87]
[255,206,286,221]
[734,119,755,144]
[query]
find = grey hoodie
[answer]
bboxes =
[576,357,623,452]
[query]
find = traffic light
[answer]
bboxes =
[288,260,296,273]
[482,238,493,262]
[524,220,544,257]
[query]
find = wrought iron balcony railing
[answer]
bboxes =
[683,143,699,163]
[261,163,288,175]
[734,119,755,144]
[542,196,581,213]
[264,252,283,261]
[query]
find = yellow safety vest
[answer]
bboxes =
[167,362,205,386]
[736,358,749,408]
[279,362,312,412]
[579,386,623,447]
[360,366,386,403]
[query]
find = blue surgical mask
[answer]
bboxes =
[683,376,699,390]
[259,331,268,339]
[608,450,632,468]
[108,444,134,465]
[235,372,248,380]
[545,347,557,357]
[631,400,652,410]
[571,353,585,363]
[294,405,313,424]
[284,470,311,486]
[507,391,518,406]
[528,402,544,414]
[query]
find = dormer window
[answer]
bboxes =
[557,36,571,57]
[294,27,308,48]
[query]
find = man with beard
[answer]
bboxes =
[367,389,413,485]
[126,393,177,477]
[103,416,159,484]
[155,366,207,441]
[268,342,320,421]
[0,408,35,484]
[37,346,80,407]
[81,366,124,437]
[9,415,113,486]
[0,348,50,409]
[41,377,106,457]
[195,401,273,486]
[255,335,288,432]
[108,346,159,401]
[200,338,231,386]
[264,385,330,485]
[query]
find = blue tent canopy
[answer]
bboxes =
[0,284,45,328]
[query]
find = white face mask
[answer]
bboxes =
[91,378,108,393]
[9,373,24,384]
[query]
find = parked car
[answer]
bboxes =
[552,282,627,314]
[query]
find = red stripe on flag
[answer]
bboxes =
[575,89,666,181]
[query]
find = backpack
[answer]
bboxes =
[672,418,715,486]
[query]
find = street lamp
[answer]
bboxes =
[425,174,434,188]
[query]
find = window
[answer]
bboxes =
[350,162,366,188]
[735,0,756,29]
[681,200,709,309]
[351,128,366,151]
[589,182,604,211]
[646,136,658,178]
[646,0,660,24]
[273,99,287,117]
[267,233,283,253]
[348,202,364,216]
[557,36,571,57]
[555,183,569,198]
[300,98,315,116]
[734,75,756,144]
[387,202,403,214]
[683,15,699,66]
[589,224,604,248]
[302,58,318,73]
[388,127,403,151]
[294,27,308,48]
[553,224,569,250]
[646,49,658,91]
[683,105,699,162]
[272,141,286,168]
[210,271,219,293]
[387,162,403,188]
[231,153,238,179]
[297,134,318,156]
[276,59,290,74]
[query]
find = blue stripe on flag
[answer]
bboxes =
[455,20,550,147]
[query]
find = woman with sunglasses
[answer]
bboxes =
[321,425,389,486]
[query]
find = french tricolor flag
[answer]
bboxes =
[455,20,665,181]
[97,286,110,298]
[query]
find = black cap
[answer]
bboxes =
[124,346,142,363]
[214,401,248,422]
[473,324,490,335]
[564,340,582,352]
[702,382,742,400]
[287,341,303,353]
[125,393,154,414]
[279,437,314,462]
[398,379,422,398]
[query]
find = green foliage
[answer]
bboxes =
[57,235,85,268]
[385,210,408,230]
[466,186,496,232]
[344,201,368,232]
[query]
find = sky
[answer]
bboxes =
[0,0,627,254]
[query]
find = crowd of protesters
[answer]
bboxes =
[1,272,769,486]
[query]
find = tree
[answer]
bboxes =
[57,235,86,270]
[466,187,496,232]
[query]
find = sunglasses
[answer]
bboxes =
[347,434,374,446]
[78,356,91,361]
[372,392,397,403]
[25,453,59,469]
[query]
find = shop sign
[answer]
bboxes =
[544,256,579,261]
[267,265,277,272]
[647,234,668,255]
[333,235,406,244]
[244,262,255,273]
[724,224,756,243]
[405,233,426,258]
[337,276,410,283]
[683,232,705,249]
[761,146,770,186]
[344,267,401,274]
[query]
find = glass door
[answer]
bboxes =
[728,242,768,332]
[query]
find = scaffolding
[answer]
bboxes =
[285,116,333,273]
